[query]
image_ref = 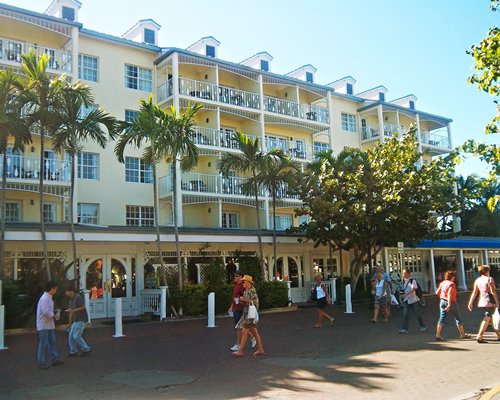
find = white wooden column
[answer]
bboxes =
[429,249,437,292]
[172,53,183,226]
[377,105,384,144]
[327,92,334,149]
[457,249,467,290]
[258,74,270,230]
[482,249,489,265]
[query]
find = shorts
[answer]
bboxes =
[233,310,242,327]
[316,297,327,309]
[374,295,388,306]
[482,306,496,320]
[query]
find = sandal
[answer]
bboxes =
[370,319,377,323]
[253,351,265,358]
[460,334,471,339]
[232,352,244,357]
[330,319,334,327]
[314,324,322,328]
[435,336,444,341]
[476,338,488,344]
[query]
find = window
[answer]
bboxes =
[125,64,152,92]
[79,103,97,119]
[313,141,330,154]
[125,109,138,123]
[409,100,415,110]
[306,72,313,83]
[126,205,154,226]
[346,83,353,95]
[43,203,56,223]
[206,45,215,57]
[5,202,21,222]
[77,152,99,180]
[379,92,385,102]
[78,203,99,224]
[78,55,98,82]
[222,212,239,228]
[260,60,269,71]
[341,112,357,132]
[273,215,292,230]
[144,28,155,45]
[62,6,75,21]
[125,157,153,183]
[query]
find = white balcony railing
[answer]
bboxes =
[191,126,256,149]
[264,138,312,162]
[420,130,451,149]
[264,95,329,123]
[0,37,72,73]
[0,155,71,183]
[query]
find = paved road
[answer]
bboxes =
[0,292,499,400]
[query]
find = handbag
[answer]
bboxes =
[248,302,259,322]
[310,286,317,302]
[493,308,500,331]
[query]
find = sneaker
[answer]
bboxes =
[67,353,78,358]
[51,360,65,366]
[251,337,257,348]
[420,326,427,332]
[230,344,240,351]
[398,329,408,334]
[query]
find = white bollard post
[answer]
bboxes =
[112,298,125,338]
[83,290,91,325]
[0,305,7,350]
[344,284,354,314]
[160,286,167,322]
[207,292,216,328]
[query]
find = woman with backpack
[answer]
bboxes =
[434,270,470,341]
[311,274,334,328]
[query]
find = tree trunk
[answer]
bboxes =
[172,159,183,316]
[272,191,277,279]
[39,126,50,281]
[252,172,265,279]
[0,151,7,279]
[69,152,77,286]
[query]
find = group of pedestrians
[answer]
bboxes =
[36,282,92,369]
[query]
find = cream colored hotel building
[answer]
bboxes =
[2,0,497,319]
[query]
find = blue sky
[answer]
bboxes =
[4,0,499,177]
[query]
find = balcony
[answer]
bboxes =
[159,172,300,201]
[264,138,312,162]
[420,130,450,150]
[0,37,72,73]
[0,155,71,184]
[177,78,260,110]
[190,126,256,150]
[362,124,407,141]
[263,95,329,124]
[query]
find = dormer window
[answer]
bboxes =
[260,60,269,72]
[409,100,415,110]
[306,72,313,83]
[379,92,385,102]
[62,6,75,21]
[144,28,155,45]
[346,83,353,95]
[206,45,215,57]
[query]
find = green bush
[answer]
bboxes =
[237,256,263,283]
[257,281,289,309]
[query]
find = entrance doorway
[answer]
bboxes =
[81,255,138,319]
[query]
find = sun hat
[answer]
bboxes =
[241,275,254,285]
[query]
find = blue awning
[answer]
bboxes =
[417,236,500,249]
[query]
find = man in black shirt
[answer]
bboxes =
[65,284,92,357]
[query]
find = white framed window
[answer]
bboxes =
[5,201,21,222]
[341,112,357,132]
[125,109,138,123]
[272,215,292,230]
[77,152,99,180]
[43,203,56,223]
[126,205,154,226]
[79,103,98,119]
[222,212,239,229]
[313,141,329,154]
[78,203,99,224]
[78,54,98,82]
[125,157,153,183]
[125,64,152,92]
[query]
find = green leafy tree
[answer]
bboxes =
[297,129,463,290]
[463,0,500,210]
[51,80,119,285]
[19,50,67,281]
[0,69,32,278]
[217,132,268,278]
[255,152,300,277]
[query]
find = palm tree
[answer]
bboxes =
[20,50,67,281]
[51,80,119,286]
[218,132,269,279]
[255,152,300,278]
[115,97,202,296]
[0,69,32,278]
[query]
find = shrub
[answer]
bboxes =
[257,281,289,309]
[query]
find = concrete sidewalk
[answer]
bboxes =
[0,292,499,400]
